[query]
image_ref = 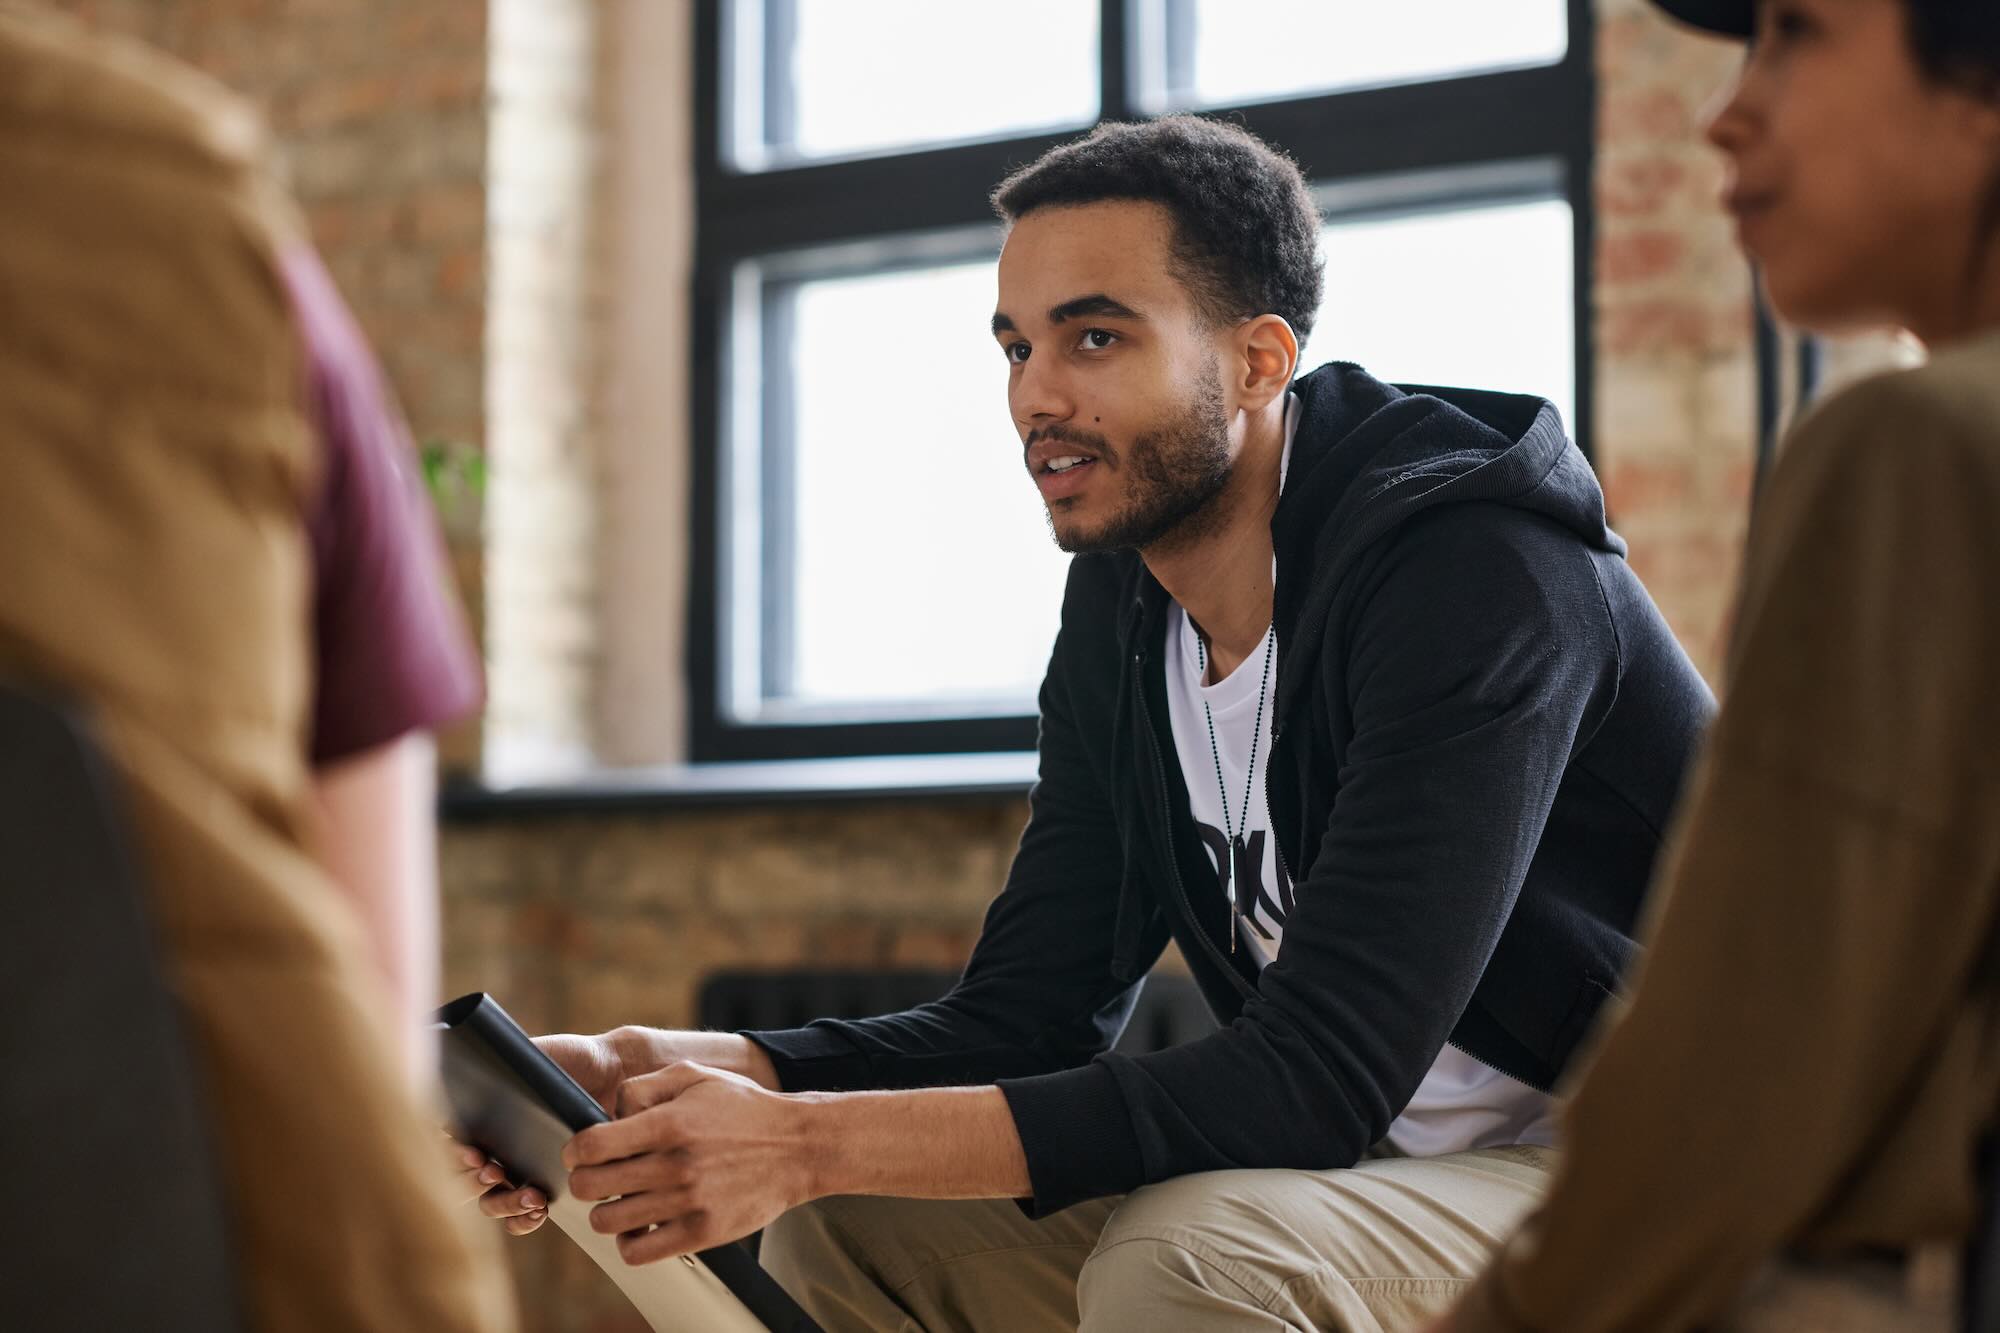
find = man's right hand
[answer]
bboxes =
[461,1027,780,1237]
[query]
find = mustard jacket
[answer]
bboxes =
[0,10,511,1329]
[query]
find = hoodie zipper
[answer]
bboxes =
[1444,1035,1555,1093]
[1260,727,1294,901]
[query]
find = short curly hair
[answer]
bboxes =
[991,115,1325,343]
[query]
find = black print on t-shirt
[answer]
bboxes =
[1193,820,1294,939]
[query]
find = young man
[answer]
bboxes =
[474,116,1713,1332]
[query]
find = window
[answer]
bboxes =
[1135,0,1568,110]
[693,0,1596,761]
[719,234,1072,729]
[1308,179,1577,435]
[727,1,1101,167]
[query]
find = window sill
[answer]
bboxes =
[438,750,1037,821]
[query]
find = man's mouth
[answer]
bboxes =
[1027,434,1105,475]
[1029,443,1103,501]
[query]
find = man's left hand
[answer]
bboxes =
[563,1060,815,1265]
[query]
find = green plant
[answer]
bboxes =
[418,438,486,537]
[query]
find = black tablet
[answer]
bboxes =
[436,993,820,1333]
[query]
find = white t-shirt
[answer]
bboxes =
[1160,396,1560,1157]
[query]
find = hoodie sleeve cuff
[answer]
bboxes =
[997,1059,1145,1218]
[740,1024,875,1093]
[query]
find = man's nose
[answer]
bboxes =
[1012,354,1074,430]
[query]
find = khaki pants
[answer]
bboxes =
[763,1145,1556,1333]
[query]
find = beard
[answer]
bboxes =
[1041,361,1233,556]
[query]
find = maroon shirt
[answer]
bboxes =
[280,245,482,765]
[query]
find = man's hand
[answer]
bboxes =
[468,1027,781,1237]
[465,1027,1029,1261]
[564,1061,814,1265]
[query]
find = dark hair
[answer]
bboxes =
[1904,0,2000,245]
[1903,0,2000,100]
[991,115,1325,343]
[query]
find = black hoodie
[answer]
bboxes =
[748,362,1716,1216]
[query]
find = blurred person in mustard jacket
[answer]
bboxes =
[0,8,512,1328]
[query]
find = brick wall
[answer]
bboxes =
[44,1,1879,1328]
[59,1,489,456]
[1591,0,1915,674]
[63,0,687,784]
[1593,0,1755,676]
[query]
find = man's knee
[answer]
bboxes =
[767,1195,1108,1333]
[1078,1224,1240,1320]
[763,1194,1058,1299]
[1094,1171,1282,1253]
[1076,1174,1296,1324]
[1077,1159,1551,1333]
[760,1197,921,1333]
[760,1197,879,1294]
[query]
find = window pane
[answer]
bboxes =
[743,0,1099,166]
[765,260,1070,715]
[1303,198,1575,437]
[1171,0,1565,108]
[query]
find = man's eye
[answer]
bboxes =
[1005,341,1031,364]
[1078,328,1118,351]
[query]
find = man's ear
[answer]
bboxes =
[1231,314,1299,412]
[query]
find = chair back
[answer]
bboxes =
[0,684,243,1331]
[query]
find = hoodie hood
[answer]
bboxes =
[1278,361,1617,567]
[1268,361,1621,721]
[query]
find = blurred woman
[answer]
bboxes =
[1432,0,2000,1329]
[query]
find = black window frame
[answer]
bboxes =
[689,0,1599,762]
